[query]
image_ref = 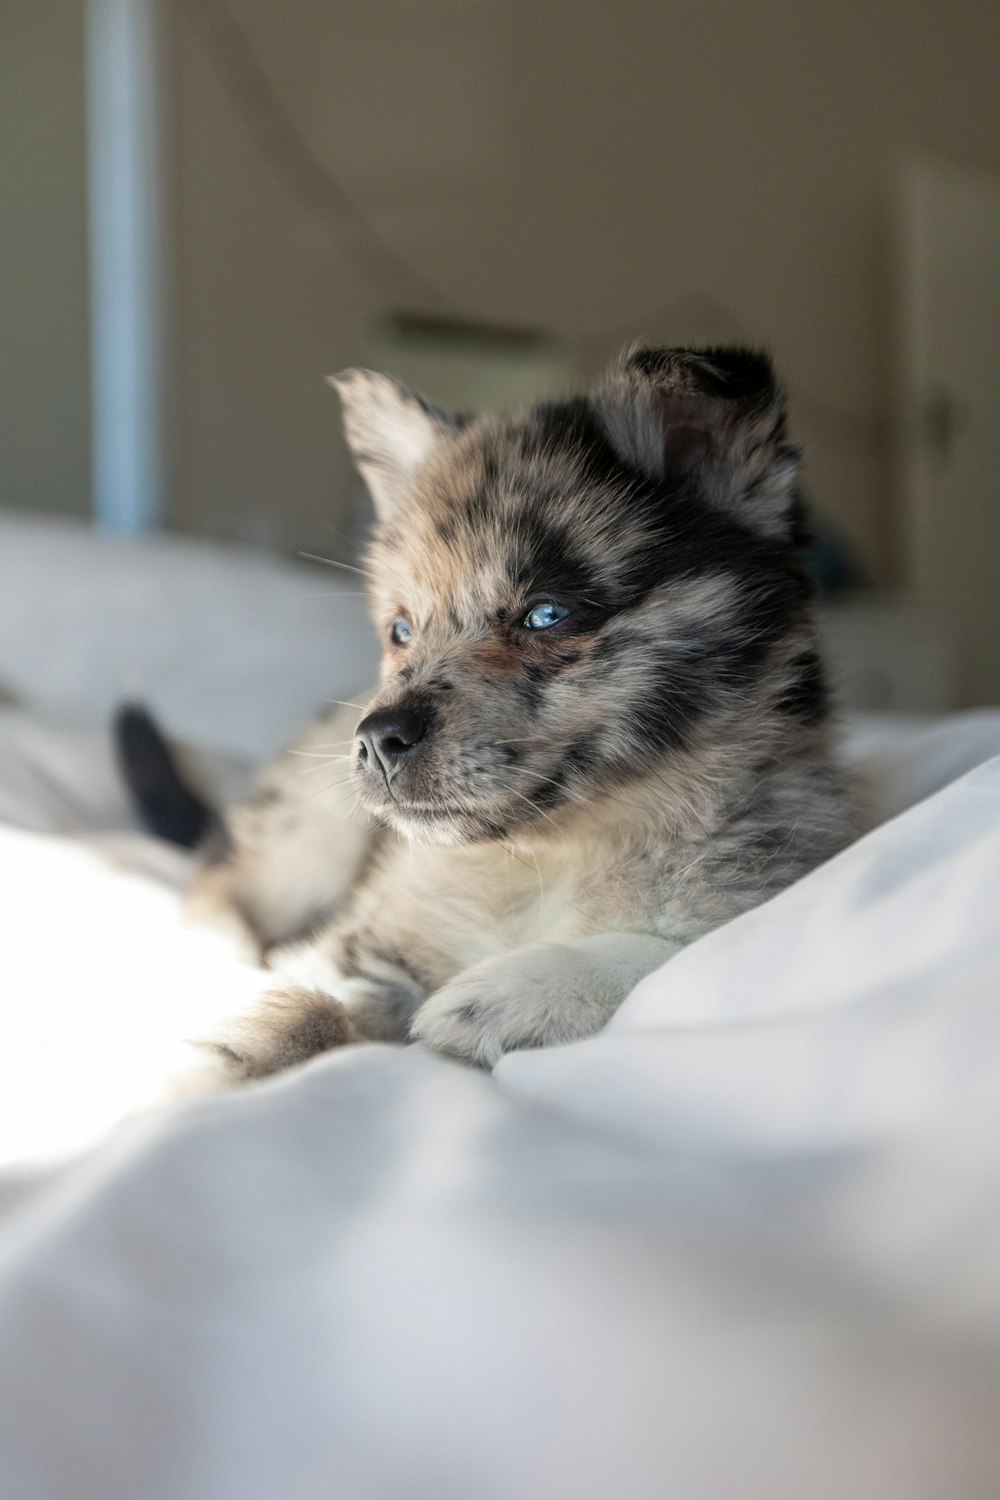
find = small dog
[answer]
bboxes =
[123,345,855,1079]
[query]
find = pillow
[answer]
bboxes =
[0,512,379,758]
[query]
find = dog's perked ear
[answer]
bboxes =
[593,345,801,541]
[327,369,462,520]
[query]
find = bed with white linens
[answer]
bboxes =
[1,513,1000,1499]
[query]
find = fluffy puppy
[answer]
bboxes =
[129,345,856,1077]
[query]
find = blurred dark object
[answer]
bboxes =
[800,516,865,594]
[114,703,217,849]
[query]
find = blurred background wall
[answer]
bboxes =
[2,0,999,699]
[168,0,1000,575]
[1,0,91,519]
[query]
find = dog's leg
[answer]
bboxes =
[191,932,681,1087]
[410,933,684,1067]
[199,965,427,1087]
[189,700,383,955]
[200,986,367,1086]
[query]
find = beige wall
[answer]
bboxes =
[0,0,91,518]
[166,0,1000,578]
[4,1,999,578]
[165,4,369,550]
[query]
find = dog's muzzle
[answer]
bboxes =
[356,707,427,784]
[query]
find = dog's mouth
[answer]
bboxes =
[352,757,565,843]
[367,795,513,846]
[356,780,504,832]
[383,798,479,822]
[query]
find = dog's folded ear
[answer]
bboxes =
[593,345,801,541]
[328,370,463,520]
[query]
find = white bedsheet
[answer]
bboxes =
[3,515,1000,1497]
[1,714,999,1498]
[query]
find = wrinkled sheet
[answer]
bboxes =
[3,515,1000,1497]
[1,709,1000,1497]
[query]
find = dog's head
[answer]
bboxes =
[332,345,820,844]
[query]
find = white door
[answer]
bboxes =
[897,156,1000,706]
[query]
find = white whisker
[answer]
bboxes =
[307,776,357,801]
[298,551,373,580]
[492,779,559,829]
[503,766,566,792]
[289,749,354,760]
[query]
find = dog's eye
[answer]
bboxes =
[390,618,414,646]
[522,602,570,631]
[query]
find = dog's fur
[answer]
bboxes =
[157,345,856,1077]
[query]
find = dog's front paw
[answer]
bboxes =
[411,948,595,1068]
[200,985,363,1087]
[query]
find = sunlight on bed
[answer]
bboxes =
[0,824,265,1166]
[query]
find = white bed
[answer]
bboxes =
[2,513,1000,1499]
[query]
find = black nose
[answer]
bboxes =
[356,708,427,778]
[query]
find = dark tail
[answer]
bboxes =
[113,703,219,849]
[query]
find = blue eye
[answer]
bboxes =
[390,618,414,645]
[523,601,570,631]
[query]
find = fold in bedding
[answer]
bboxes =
[1,711,1000,1495]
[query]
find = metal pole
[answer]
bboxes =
[85,0,166,533]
